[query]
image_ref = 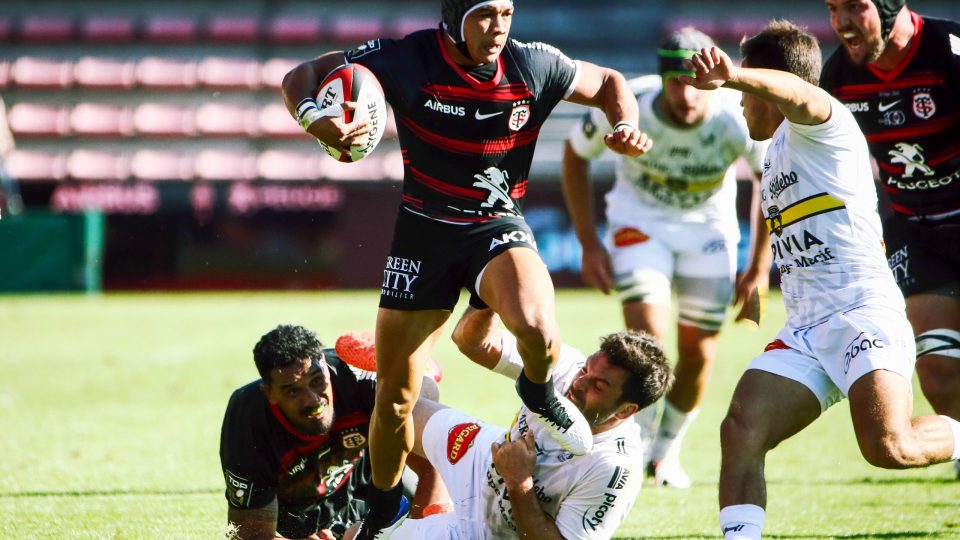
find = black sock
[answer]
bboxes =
[367,482,402,522]
[516,370,554,412]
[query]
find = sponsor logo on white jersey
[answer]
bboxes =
[581,492,618,531]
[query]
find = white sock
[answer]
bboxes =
[941,415,960,461]
[634,400,661,462]
[719,504,765,540]
[649,400,699,462]
[492,332,523,379]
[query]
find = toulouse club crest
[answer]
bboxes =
[509,104,530,131]
[912,92,936,120]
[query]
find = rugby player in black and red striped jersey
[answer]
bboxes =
[281,2,652,537]
[220,325,443,540]
[820,0,960,479]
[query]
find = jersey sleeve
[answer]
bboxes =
[567,106,611,160]
[219,388,278,510]
[553,457,642,540]
[510,39,580,106]
[343,37,405,109]
[788,96,861,150]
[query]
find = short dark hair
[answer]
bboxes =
[253,324,325,382]
[740,19,821,86]
[599,330,673,409]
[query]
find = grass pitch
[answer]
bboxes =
[0,291,957,539]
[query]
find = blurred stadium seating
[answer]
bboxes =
[3,0,954,185]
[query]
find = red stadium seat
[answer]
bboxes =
[198,57,261,90]
[67,150,131,181]
[18,16,74,43]
[136,57,198,89]
[195,103,260,137]
[258,103,305,138]
[266,16,323,44]
[11,57,74,88]
[131,150,195,181]
[7,103,70,137]
[328,15,383,44]
[133,103,197,137]
[0,16,12,42]
[260,58,299,90]
[73,57,136,89]
[70,103,135,137]
[195,149,258,181]
[4,150,68,181]
[206,16,259,43]
[257,150,325,181]
[80,16,136,43]
[144,15,199,43]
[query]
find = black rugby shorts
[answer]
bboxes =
[884,214,960,298]
[379,209,538,310]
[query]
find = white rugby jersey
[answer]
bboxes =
[762,96,904,328]
[568,75,765,234]
[485,340,643,539]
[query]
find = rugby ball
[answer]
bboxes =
[315,63,386,163]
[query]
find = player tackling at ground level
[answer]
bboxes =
[344,307,672,539]
[282,1,652,537]
[562,26,770,488]
[679,21,960,540]
[819,0,960,479]
[220,325,443,540]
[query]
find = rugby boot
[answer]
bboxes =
[527,387,593,455]
[354,495,411,540]
[647,452,692,489]
[335,331,443,382]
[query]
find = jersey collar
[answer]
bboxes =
[436,29,504,90]
[867,11,923,83]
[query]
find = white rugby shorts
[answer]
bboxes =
[748,304,916,412]
[392,408,507,539]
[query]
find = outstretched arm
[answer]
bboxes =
[566,62,652,158]
[680,46,832,126]
[561,140,613,294]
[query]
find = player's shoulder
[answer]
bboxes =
[921,15,960,37]
[226,380,267,416]
[344,29,433,63]
[507,38,576,67]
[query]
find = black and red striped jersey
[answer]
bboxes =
[346,29,579,223]
[219,352,375,538]
[821,12,960,219]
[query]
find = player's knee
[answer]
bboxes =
[511,320,556,357]
[720,408,769,457]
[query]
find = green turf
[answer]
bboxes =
[0,291,957,539]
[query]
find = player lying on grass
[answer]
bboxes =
[220,325,446,540]
[676,20,960,540]
[342,307,673,539]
